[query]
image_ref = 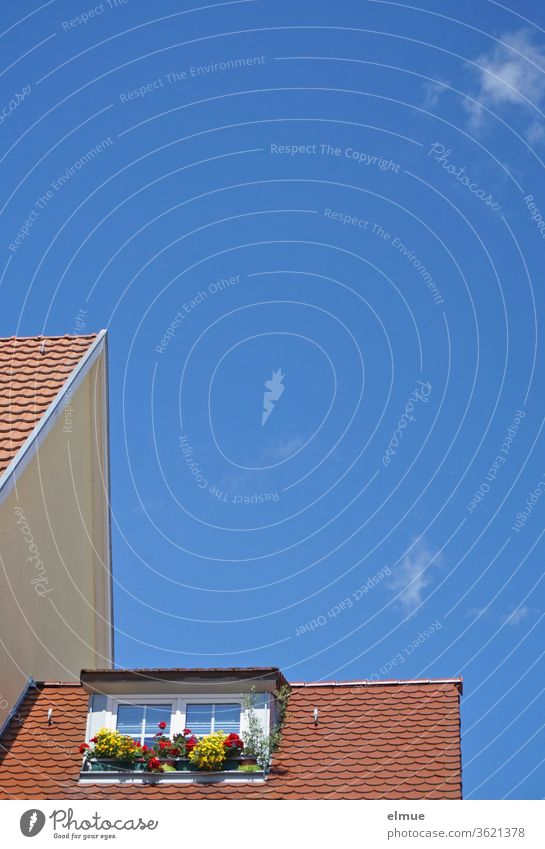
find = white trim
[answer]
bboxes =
[91,335,113,668]
[79,771,265,785]
[102,335,114,667]
[292,678,463,687]
[113,698,175,745]
[184,698,242,735]
[0,330,107,505]
[93,693,262,742]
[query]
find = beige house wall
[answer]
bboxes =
[0,352,112,728]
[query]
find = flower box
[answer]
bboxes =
[86,757,246,774]
[239,755,258,766]
[87,758,146,773]
[163,757,242,772]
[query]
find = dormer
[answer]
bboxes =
[79,667,289,784]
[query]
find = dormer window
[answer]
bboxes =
[79,667,288,784]
[106,696,244,741]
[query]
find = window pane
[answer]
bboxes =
[215,703,240,734]
[116,704,172,745]
[116,705,144,741]
[144,704,171,745]
[186,704,214,737]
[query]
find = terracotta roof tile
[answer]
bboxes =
[0,679,462,799]
[0,335,98,476]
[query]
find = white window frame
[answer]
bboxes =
[101,693,264,740]
[183,698,242,736]
[113,699,175,745]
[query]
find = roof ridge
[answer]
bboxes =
[290,678,463,687]
[0,333,99,341]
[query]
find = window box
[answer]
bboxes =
[85,756,248,773]
[79,767,266,785]
[150,757,243,772]
[86,758,147,773]
[239,754,258,766]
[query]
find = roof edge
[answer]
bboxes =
[0,330,107,505]
[36,674,462,694]
[80,666,290,695]
[0,677,36,738]
[290,677,463,693]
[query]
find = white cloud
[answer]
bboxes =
[503,606,532,626]
[263,434,305,461]
[465,29,545,141]
[391,538,442,614]
[422,79,450,110]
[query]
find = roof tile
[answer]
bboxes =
[0,335,97,476]
[0,679,462,799]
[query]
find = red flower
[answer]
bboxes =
[223,732,243,751]
[141,745,148,752]
[182,728,192,735]
[159,741,169,749]
[158,721,167,730]
[79,743,90,754]
[90,736,97,744]
[148,757,161,771]
[185,736,197,752]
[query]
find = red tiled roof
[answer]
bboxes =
[0,335,98,476]
[0,679,462,799]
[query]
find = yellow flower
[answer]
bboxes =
[188,732,227,771]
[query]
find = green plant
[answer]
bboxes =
[274,684,291,726]
[242,685,290,770]
[237,764,261,773]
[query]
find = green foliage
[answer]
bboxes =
[242,684,291,770]
[274,684,291,728]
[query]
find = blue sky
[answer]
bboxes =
[1,0,545,799]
